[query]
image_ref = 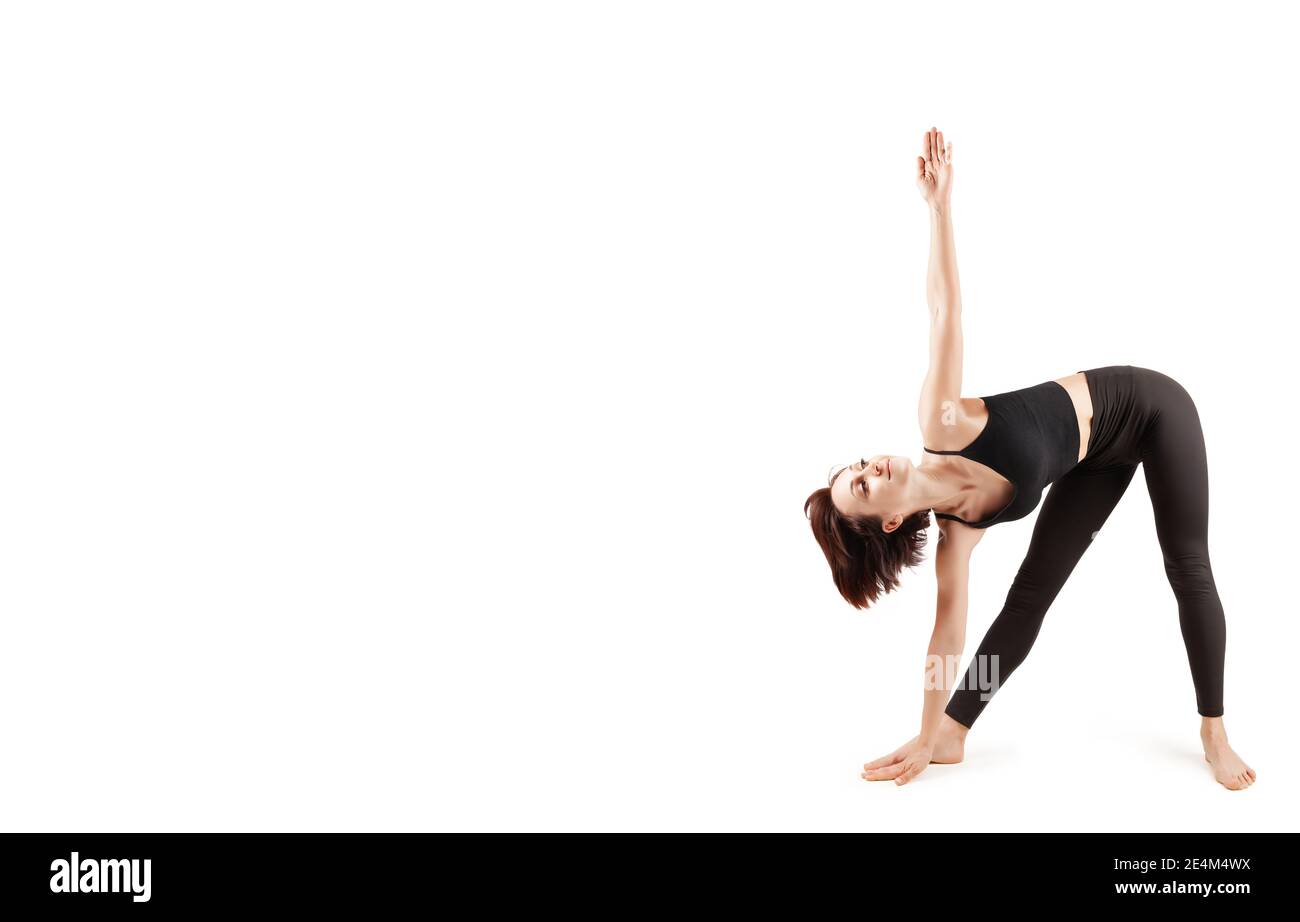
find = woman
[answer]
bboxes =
[803,128,1255,790]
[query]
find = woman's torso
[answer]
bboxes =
[921,371,1094,528]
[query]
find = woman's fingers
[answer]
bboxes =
[863,751,903,771]
[916,155,927,180]
[862,762,908,781]
[895,765,922,785]
[920,126,952,166]
[861,749,935,784]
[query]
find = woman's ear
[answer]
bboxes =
[882,513,904,534]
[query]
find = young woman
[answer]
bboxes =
[803,128,1255,791]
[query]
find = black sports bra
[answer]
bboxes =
[923,379,1082,528]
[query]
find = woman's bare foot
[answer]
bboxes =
[1201,717,1255,790]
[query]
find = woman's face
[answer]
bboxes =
[829,455,913,529]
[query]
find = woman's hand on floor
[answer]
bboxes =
[862,736,933,786]
[915,126,953,211]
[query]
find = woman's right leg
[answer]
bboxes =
[1136,368,1254,789]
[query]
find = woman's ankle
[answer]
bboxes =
[1200,715,1228,741]
[941,714,971,740]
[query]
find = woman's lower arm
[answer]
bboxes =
[926,204,961,313]
[919,631,964,745]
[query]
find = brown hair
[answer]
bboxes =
[803,475,931,609]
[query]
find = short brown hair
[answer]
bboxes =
[803,483,931,609]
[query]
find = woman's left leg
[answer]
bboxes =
[944,460,1138,729]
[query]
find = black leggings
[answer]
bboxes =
[945,365,1226,728]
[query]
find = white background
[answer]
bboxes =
[1,2,1297,831]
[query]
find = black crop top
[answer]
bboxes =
[923,379,1081,528]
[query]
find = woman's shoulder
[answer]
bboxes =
[933,515,985,560]
[920,396,989,452]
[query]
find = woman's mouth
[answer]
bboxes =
[887,458,892,480]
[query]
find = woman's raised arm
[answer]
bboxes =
[916,127,963,438]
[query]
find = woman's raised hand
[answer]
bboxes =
[915,126,953,210]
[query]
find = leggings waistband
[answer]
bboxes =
[1078,365,1188,470]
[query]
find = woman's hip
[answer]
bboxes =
[1079,365,1195,468]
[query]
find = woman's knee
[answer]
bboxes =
[1162,551,1218,600]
